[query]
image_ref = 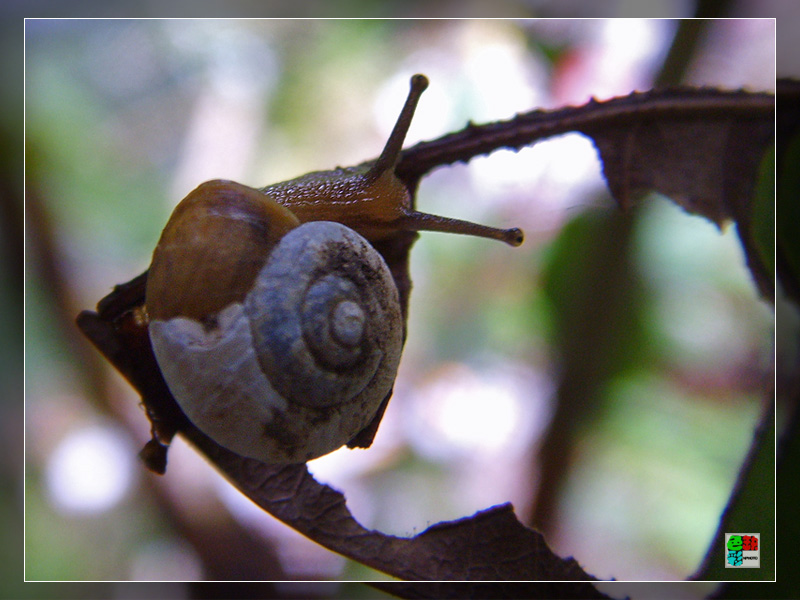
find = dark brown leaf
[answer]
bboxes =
[183,424,600,582]
[78,302,598,582]
[371,581,611,599]
[397,87,774,297]
[78,85,774,585]
[396,88,775,197]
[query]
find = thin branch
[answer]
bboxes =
[396,87,773,189]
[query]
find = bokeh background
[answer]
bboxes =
[18,13,785,598]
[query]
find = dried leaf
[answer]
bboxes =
[398,87,775,297]
[78,307,599,583]
[371,581,611,599]
[183,424,601,582]
[575,91,773,222]
[78,85,775,585]
[578,92,774,298]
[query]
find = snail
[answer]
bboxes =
[145,74,524,464]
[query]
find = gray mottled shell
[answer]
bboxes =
[148,221,403,464]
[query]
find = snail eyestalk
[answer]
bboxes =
[365,73,524,248]
[365,74,429,182]
[399,210,524,247]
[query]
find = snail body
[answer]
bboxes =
[145,74,523,464]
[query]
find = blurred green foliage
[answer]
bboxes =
[777,133,800,286]
[752,147,776,281]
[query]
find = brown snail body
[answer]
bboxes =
[145,74,524,464]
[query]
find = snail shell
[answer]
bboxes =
[146,183,403,464]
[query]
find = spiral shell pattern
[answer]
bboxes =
[246,221,402,409]
[149,221,403,463]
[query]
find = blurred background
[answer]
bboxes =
[20,13,782,596]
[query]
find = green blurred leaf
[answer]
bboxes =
[777,133,800,287]
[752,146,775,281]
[541,207,649,376]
